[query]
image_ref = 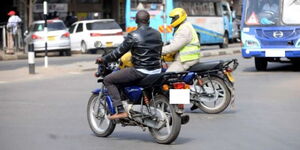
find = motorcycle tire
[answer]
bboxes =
[193,76,231,114]
[148,95,181,144]
[87,94,116,137]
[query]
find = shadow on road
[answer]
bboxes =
[97,130,193,145]
[243,63,300,72]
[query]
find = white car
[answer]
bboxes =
[69,19,124,53]
[24,19,71,56]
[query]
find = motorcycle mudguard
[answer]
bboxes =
[91,88,101,94]
[91,88,116,114]
[106,96,116,114]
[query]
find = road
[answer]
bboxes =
[0,53,300,150]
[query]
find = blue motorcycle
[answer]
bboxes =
[87,62,190,144]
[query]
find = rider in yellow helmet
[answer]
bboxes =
[162,8,201,72]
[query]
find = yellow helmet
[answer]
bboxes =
[119,52,134,69]
[169,8,187,28]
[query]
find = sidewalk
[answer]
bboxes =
[0,47,241,84]
[0,50,27,61]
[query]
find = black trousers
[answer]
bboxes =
[103,67,146,107]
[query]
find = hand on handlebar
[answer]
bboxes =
[95,57,104,64]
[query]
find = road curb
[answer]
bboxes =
[0,48,241,61]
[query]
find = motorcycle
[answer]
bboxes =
[179,59,239,114]
[87,61,190,144]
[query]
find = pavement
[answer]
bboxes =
[0,46,241,84]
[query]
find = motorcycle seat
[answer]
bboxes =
[187,60,224,72]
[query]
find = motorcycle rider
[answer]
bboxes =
[162,8,201,110]
[96,10,163,120]
[162,8,201,72]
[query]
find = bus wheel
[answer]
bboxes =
[219,33,229,48]
[255,57,268,71]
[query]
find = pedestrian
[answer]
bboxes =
[6,10,22,54]
[96,10,163,120]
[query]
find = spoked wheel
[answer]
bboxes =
[149,95,181,144]
[192,76,231,114]
[87,93,115,137]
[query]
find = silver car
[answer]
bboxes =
[24,19,71,56]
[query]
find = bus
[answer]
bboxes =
[174,0,238,48]
[241,0,300,71]
[125,0,174,42]
[125,0,238,47]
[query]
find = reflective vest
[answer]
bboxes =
[176,22,201,62]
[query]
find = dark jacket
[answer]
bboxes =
[103,24,163,70]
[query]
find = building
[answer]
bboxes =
[0,0,241,30]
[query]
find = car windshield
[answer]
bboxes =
[282,0,300,24]
[244,0,281,26]
[32,22,66,32]
[86,21,121,30]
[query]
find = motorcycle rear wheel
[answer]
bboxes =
[148,95,181,144]
[87,94,116,137]
[192,76,231,114]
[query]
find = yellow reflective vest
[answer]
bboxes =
[177,22,201,62]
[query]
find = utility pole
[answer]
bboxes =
[43,0,48,68]
[162,0,167,42]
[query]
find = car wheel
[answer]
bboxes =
[65,49,72,56]
[81,41,87,53]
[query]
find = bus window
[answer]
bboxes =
[282,0,300,24]
[245,0,280,26]
[131,0,162,11]
[174,0,216,16]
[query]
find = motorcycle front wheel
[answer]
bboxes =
[87,93,116,137]
[192,76,231,114]
[148,95,181,144]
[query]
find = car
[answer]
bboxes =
[24,19,71,56]
[69,19,124,53]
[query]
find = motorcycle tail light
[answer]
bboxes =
[173,82,186,89]
[178,104,184,109]
[225,68,233,73]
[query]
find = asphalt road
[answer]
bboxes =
[0,54,300,150]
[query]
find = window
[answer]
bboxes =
[86,21,121,30]
[174,0,217,16]
[282,0,300,24]
[131,0,162,10]
[76,23,83,33]
[69,24,76,33]
[32,22,66,32]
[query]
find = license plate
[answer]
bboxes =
[106,42,113,47]
[225,72,235,82]
[48,36,55,41]
[265,50,285,57]
[169,89,190,104]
